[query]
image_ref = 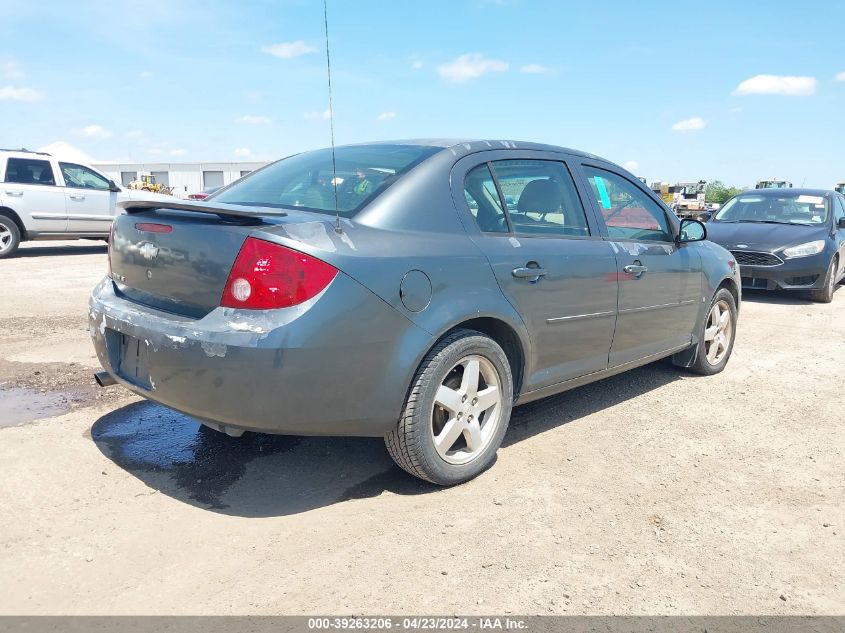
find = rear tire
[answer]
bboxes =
[688,288,737,376]
[809,256,838,303]
[0,215,21,259]
[385,329,513,486]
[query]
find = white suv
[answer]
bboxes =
[0,148,163,258]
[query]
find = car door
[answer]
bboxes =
[833,195,845,279]
[579,164,702,367]
[454,152,619,391]
[1,156,67,233]
[59,162,117,235]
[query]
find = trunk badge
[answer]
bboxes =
[146,269,153,280]
[140,243,159,260]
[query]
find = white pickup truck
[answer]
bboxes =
[0,148,171,258]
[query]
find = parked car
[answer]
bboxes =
[0,148,172,258]
[706,189,845,302]
[187,186,222,200]
[90,140,741,485]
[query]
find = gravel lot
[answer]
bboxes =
[0,240,842,615]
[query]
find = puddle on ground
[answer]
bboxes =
[0,387,71,427]
[91,401,300,507]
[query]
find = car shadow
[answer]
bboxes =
[91,362,684,518]
[740,288,816,305]
[16,243,107,257]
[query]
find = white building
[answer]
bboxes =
[93,161,269,198]
[35,142,272,199]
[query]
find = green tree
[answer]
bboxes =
[705,180,742,204]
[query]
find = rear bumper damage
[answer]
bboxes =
[89,276,432,437]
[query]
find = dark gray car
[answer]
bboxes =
[705,189,845,302]
[90,140,741,485]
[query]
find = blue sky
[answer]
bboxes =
[2,0,844,187]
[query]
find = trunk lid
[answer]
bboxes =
[110,202,291,317]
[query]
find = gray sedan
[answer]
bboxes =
[90,140,741,485]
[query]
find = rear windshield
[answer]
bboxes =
[212,144,441,217]
[713,193,830,225]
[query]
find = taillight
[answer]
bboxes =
[220,237,337,310]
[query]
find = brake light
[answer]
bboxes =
[135,222,172,233]
[220,238,337,310]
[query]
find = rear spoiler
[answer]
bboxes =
[118,200,287,220]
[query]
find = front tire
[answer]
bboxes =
[809,256,839,303]
[688,288,737,376]
[385,329,513,486]
[0,215,21,259]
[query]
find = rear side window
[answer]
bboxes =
[492,160,590,236]
[463,164,507,233]
[583,166,672,242]
[214,144,441,217]
[4,158,56,186]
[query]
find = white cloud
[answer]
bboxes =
[1,59,24,80]
[437,53,508,83]
[835,72,845,82]
[622,161,639,172]
[304,109,332,120]
[520,64,553,74]
[238,114,272,125]
[0,85,42,101]
[73,124,112,139]
[234,147,253,158]
[262,41,317,59]
[671,117,706,132]
[411,60,424,70]
[169,148,186,157]
[376,111,396,121]
[733,74,816,96]
[125,129,144,138]
[139,70,154,80]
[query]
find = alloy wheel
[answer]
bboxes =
[703,299,733,365]
[430,355,503,465]
[0,225,12,253]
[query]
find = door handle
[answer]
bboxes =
[4,190,23,197]
[69,194,86,201]
[512,266,547,280]
[624,264,648,276]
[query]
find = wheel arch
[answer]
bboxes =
[717,276,740,312]
[423,315,528,398]
[0,206,27,240]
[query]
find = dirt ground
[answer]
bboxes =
[0,240,842,615]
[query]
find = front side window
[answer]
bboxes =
[583,166,672,242]
[713,193,830,225]
[490,160,590,236]
[214,144,441,217]
[4,158,55,186]
[833,195,845,222]
[60,162,110,190]
[463,163,507,233]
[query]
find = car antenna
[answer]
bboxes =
[323,0,342,235]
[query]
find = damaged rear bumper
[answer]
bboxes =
[88,276,432,437]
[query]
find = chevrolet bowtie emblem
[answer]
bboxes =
[140,243,159,260]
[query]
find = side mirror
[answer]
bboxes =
[678,218,707,243]
[838,217,845,229]
[697,212,712,223]
[108,179,121,193]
